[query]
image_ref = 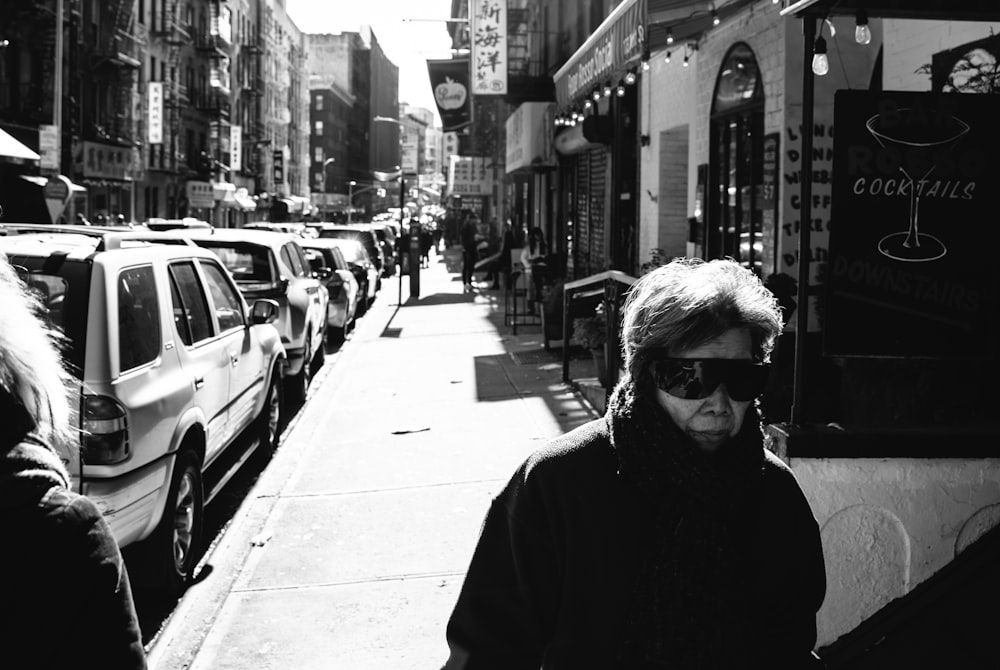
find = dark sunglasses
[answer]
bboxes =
[652,358,770,401]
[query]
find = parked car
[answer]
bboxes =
[299,239,361,343]
[320,237,379,315]
[368,221,400,276]
[243,221,317,238]
[0,223,286,598]
[161,227,329,403]
[309,223,386,286]
[143,216,213,231]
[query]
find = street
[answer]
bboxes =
[141,252,600,669]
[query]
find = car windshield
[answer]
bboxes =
[193,242,273,281]
[326,239,366,264]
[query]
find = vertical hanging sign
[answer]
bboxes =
[470,0,507,95]
[148,82,163,145]
[230,125,242,172]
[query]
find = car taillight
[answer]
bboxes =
[81,395,130,465]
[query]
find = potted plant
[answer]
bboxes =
[572,304,608,384]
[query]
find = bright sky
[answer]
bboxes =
[285,0,455,127]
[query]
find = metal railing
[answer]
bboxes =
[561,270,636,392]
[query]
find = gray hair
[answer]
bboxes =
[621,257,783,393]
[0,257,73,448]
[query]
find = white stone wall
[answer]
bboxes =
[790,457,1000,647]
[639,49,696,265]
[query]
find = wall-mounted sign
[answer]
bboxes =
[76,140,131,180]
[448,155,496,196]
[230,125,241,172]
[38,124,59,171]
[553,0,646,107]
[148,82,163,145]
[186,180,214,209]
[401,125,419,173]
[427,58,471,133]
[505,102,555,173]
[470,0,507,95]
[826,90,999,358]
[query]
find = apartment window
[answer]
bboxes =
[314,146,323,163]
[314,121,323,136]
[314,95,323,111]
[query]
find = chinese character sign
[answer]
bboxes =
[148,82,163,145]
[470,0,506,95]
[230,125,242,172]
[448,155,493,196]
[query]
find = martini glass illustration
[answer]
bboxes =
[866,110,969,262]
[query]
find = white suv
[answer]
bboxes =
[0,224,287,597]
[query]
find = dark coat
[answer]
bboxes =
[442,418,826,669]
[0,484,147,668]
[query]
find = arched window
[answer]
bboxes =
[707,43,765,273]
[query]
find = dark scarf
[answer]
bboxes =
[0,434,70,511]
[607,378,766,669]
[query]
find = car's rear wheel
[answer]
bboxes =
[133,448,203,600]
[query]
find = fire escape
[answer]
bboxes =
[195,1,232,181]
[240,24,267,186]
[505,6,555,104]
[149,0,187,176]
[87,0,141,146]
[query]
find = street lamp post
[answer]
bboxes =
[322,158,336,220]
[374,115,420,301]
[347,180,356,223]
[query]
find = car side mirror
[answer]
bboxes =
[250,299,280,325]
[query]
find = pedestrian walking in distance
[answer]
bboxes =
[442,257,826,669]
[0,257,147,668]
[460,216,478,290]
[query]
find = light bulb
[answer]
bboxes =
[712,9,720,26]
[666,29,674,45]
[811,36,829,76]
[616,81,625,97]
[683,53,689,67]
[584,99,592,110]
[603,81,612,97]
[855,10,871,45]
[664,50,671,63]
[592,88,601,102]
[624,70,636,85]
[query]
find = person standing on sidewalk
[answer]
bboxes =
[442,258,826,669]
[460,215,478,290]
[0,258,147,669]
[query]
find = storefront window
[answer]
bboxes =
[708,43,764,274]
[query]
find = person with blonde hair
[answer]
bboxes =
[0,256,147,668]
[443,257,826,669]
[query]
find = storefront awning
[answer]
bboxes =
[553,0,647,108]
[0,128,40,163]
[234,187,257,211]
[644,1,756,53]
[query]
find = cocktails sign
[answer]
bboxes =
[826,91,998,358]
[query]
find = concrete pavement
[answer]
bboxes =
[147,249,601,669]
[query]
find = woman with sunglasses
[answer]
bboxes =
[443,258,826,669]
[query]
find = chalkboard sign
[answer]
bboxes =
[825,91,999,358]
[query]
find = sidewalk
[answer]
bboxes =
[147,250,601,670]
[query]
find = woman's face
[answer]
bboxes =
[653,327,754,454]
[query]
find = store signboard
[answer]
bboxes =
[427,59,472,132]
[77,141,130,180]
[230,125,241,172]
[401,125,419,173]
[39,124,59,170]
[448,155,494,196]
[148,82,163,145]
[470,0,507,95]
[505,102,555,173]
[826,90,999,358]
[553,0,646,107]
